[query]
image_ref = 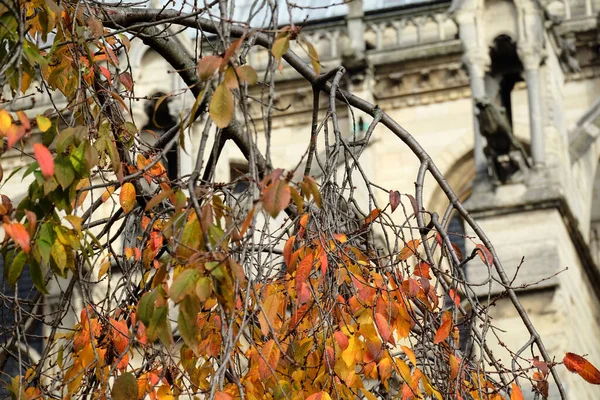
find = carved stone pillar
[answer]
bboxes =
[455,9,490,177]
[346,0,365,54]
[519,46,545,167]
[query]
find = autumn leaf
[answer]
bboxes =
[198,55,222,80]
[236,65,258,85]
[119,182,136,214]
[36,115,51,132]
[33,143,54,179]
[364,208,381,224]
[511,383,524,400]
[214,392,234,400]
[434,311,452,344]
[209,83,234,129]
[271,35,290,70]
[399,239,420,261]
[262,178,291,218]
[118,72,133,91]
[389,190,401,213]
[307,392,332,400]
[0,109,11,133]
[563,352,600,384]
[169,268,200,303]
[3,222,30,253]
[449,354,460,379]
[295,252,314,295]
[476,243,494,266]
[334,331,349,351]
[283,235,295,268]
[375,313,395,345]
[259,339,281,380]
[112,372,138,400]
[304,40,320,75]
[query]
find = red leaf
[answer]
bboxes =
[33,143,54,179]
[3,222,30,253]
[563,352,600,384]
[99,66,111,81]
[295,253,314,294]
[511,383,524,400]
[375,312,395,345]
[434,311,452,344]
[389,190,401,213]
[6,124,26,148]
[118,72,133,91]
[324,346,335,369]
[476,244,493,266]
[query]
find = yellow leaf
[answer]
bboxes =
[119,183,136,214]
[157,385,174,400]
[360,388,378,400]
[0,109,11,133]
[342,335,361,367]
[98,260,111,279]
[209,83,234,129]
[36,115,51,132]
[102,186,115,202]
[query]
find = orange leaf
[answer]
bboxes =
[334,331,349,351]
[283,235,295,268]
[198,55,223,80]
[449,289,460,307]
[119,183,136,214]
[306,392,332,400]
[563,352,600,384]
[3,222,30,253]
[401,345,416,366]
[400,239,420,261]
[434,311,452,344]
[33,143,54,179]
[295,252,314,294]
[375,312,395,345]
[259,339,280,380]
[413,262,431,279]
[214,392,234,400]
[6,124,26,148]
[262,178,291,218]
[511,383,524,400]
[364,208,381,224]
[449,354,460,379]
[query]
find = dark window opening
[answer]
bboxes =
[229,162,249,195]
[143,92,179,181]
[488,35,524,127]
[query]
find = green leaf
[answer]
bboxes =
[169,268,200,303]
[272,35,290,62]
[195,277,212,302]
[304,40,320,75]
[209,83,234,129]
[51,240,67,273]
[8,251,26,288]
[111,372,138,400]
[236,65,258,85]
[137,290,157,326]
[29,259,48,294]
[176,216,202,258]
[146,305,168,342]
[177,295,200,351]
[54,157,75,189]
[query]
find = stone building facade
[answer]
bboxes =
[1,0,600,398]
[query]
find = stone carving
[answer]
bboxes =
[558,35,581,73]
[475,98,531,183]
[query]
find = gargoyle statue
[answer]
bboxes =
[475,98,532,184]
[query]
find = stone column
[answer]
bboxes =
[455,9,490,178]
[519,46,545,167]
[346,0,365,54]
